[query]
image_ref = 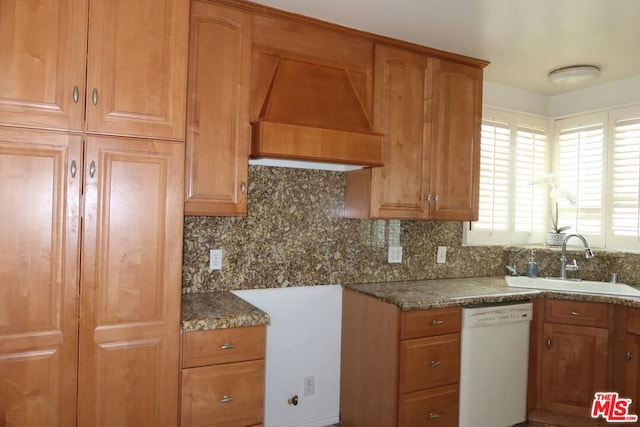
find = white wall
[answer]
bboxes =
[548,75,640,117]
[483,81,549,116]
[484,76,640,118]
[232,285,342,427]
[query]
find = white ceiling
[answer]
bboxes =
[249,0,640,96]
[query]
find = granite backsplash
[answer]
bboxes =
[182,166,640,292]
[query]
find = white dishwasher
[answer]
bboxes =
[459,301,533,427]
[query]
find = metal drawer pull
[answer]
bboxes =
[71,160,77,178]
[546,339,552,349]
[220,395,234,404]
[240,182,247,194]
[92,88,98,105]
[431,319,443,325]
[73,86,79,103]
[429,413,441,419]
[430,360,441,368]
[570,311,583,316]
[628,351,633,361]
[89,161,96,178]
[220,342,235,350]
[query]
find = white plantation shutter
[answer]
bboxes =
[465,109,549,245]
[555,113,605,247]
[608,106,640,250]
[476,121,510,231]
[514,128,547,233]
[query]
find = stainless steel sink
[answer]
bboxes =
[505,275,640,297]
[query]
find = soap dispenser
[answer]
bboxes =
[526,249,538,278]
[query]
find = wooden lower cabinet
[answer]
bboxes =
[625,308,640,418]
[529,299,612,426]
[0,128,82,427]
[0,128,185,427]
[181,326,266,427]
[340,289,460,426]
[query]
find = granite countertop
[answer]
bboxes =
[181,291,270,332]
[344,276,640,311]
[181,277,640,331]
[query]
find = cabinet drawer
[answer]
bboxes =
[183,326,266,368]
[181,360,264,427]
[628,308,640,335]
[544,299,609,328]
[398,383,458,427]
[401,307,461,339]
[399,334,460,393]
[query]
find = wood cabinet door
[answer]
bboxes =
[625,333,640,417]
[78,135,184,427]
[0,128,81,427]
[85,0,189,140]
[184,1,251,216]
[369,44,431,219]
[428,59,482,221]
[0,0,87,131]
[542,323,608,417]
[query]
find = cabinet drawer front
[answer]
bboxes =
[544,299,609,328]
[401,307,461,339]
[628,308,640,334]
[398,384,458,427]
[181,360,264,427]
[183,326,266,368]
[399,334,460,393]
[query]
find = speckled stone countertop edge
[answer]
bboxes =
[344,276,640,311]
[181,291,270,332]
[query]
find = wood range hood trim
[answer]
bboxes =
[250,57,384,168]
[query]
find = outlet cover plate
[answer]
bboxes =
[209,249,223,270]
[388,246,403,263]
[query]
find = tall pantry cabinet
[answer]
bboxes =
[0,0,189,426]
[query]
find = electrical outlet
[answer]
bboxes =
[303,376,315,396]
[209,249,223,270]
[388,246,403,263]
[436,246,447,264]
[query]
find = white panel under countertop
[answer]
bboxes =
[232,285,342,427]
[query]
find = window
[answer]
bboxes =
[607,106,640,250]
[553,113,606,247]
[464,108,549,245]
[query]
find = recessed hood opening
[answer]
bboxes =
[251,57,384,167]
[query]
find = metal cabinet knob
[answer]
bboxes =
[546,339,552,349]
[92,88,99,105]
[628,351,633,361]
[570,311,583,316]
[430,360,441,368]
[220,395,234,404]
[220,343,235,350]
[73,86,80,104]
[431,319,443,325]
[429,412,441,419]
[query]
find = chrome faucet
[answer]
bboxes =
[507,248,529,276]
[560,233,595,280]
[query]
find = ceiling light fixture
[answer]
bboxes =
[548,65,601,85]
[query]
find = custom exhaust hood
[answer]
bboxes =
[250,57,384,168]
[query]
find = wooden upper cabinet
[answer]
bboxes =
[0,0,88,131]
[184,1,251,216]
[0,128,82,426]
[344,44,483,220]
[85,0,189,140]
[78,135,184,427]
[428,59,482,221]
[368,45,431,219]
[0,0,189,139]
